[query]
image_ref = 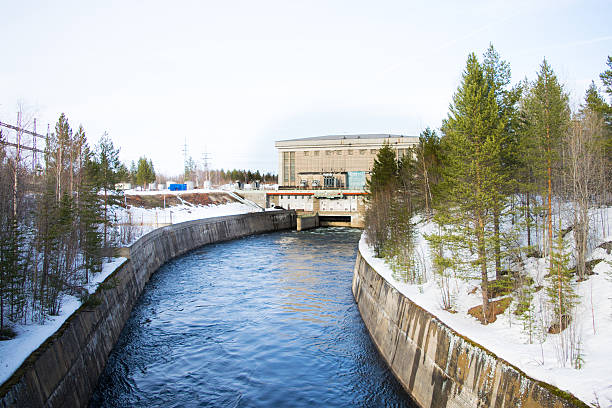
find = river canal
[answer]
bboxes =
[90,227,415,407]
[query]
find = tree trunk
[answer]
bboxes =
[526,192,531,248]
[547,149,553,270]
[104,187,108,249]
[477,213,490,324]
[494,204,501,279]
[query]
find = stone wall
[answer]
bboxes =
[352,250,587,408]
[0,211,296,408]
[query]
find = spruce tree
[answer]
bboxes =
[414,127,442,216]
[365,143,398,195]
[546,227,577,365]
[78,145,103,282]
[600,56,612,98]
[364,143,399,256]
[136,157,156,188]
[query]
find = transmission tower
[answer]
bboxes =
[201,148,211,185]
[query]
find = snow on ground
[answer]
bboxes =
[0,257,125,385]
[0,196,261,386]
[360,208,612,407]
[114,189,262,245]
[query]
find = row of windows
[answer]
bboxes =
[303,149,378,156]
[299,148,412,157]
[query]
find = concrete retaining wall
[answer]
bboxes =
[352,250,587,408]
[296,214,319,231]
[0,211,296,408]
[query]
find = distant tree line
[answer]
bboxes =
[213,169,277,184]
[157,167,277,187]
[365,46,611,365]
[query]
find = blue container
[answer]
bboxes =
[169,183,187,191]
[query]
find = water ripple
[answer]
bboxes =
[90,228,415,407]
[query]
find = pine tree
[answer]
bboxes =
[516,78,542,252]
[521,60,570,265]
[439,52,507,324]
[482,45,522,278]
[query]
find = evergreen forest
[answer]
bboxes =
[365,47,611,369]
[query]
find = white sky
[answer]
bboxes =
[1,0,610,175]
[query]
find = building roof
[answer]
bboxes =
[276,134,411,142]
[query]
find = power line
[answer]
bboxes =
[0,120,47,140]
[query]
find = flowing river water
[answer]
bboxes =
[90,227,416,407]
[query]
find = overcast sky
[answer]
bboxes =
[1,0,610,175]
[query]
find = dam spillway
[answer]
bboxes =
[89,228,416,407]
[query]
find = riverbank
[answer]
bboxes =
[355,208,611,407]
[352,245,588,407]
[0,211,295,407]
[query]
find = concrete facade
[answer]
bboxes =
[352,249,587,408]
[267,190,366,228]
[275,134,418,188]
[0,211,296,408]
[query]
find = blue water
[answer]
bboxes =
[90,228,415,407]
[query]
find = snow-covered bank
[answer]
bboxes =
[359,211,612,407]
[0,258,125,385]
[0,199,261,387]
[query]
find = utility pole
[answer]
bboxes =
[13,111,22,218]
[182,137,189,181]
[32,118,37,172]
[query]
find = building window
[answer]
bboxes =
[336,150,342,155]
[314,151,319,156]
[370,149,377,154]
[348,149,353,155]
[283,151,296,185]
[360,149,366,155]
[326,150,332,156]
[304,151,309,156]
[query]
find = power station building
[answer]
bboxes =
[275,134,419,189]
[263,134,418,228]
